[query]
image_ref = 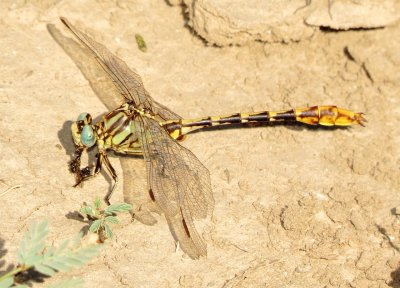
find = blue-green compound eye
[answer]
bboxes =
[77,112,88,121]
[77,112,92,124]
[81,125,96,147]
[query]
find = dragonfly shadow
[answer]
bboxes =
[57,120,75,157]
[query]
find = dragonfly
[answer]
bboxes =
[60,17,365,259]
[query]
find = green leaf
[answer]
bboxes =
[105,203,132,215]
[94,197,102,209]
[89,220,102,233]
[57,240,70,254]
[75,245,102,260]
[80,206,95,217]
[58,255,85,267]
[47,278,84,288]
[104,216,119,224]
[0,277,13,288]
[104,224,113,239]
[70,231,84,250]
[13,285,29,288]
[2,221,101,288]
[38,220,48,232]
[24,254,43,266]
[17,220,48,264]
[43,260,69,272]
[43,246,55,257]
[34,263,56,276]
[28,242,46,257]
[39,244,102,275]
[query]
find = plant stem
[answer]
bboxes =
[0,266,25,282]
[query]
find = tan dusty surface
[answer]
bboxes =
[179,0,400,45]
[1,1,400,287]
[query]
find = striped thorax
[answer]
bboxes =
[71,103,146,154]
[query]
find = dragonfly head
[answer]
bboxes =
[71,113,97,148]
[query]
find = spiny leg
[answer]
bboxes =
[69,147,83,174]
[101,152,118,205]
[100,149,143,204]
[70,148,118,205]
[69,147,92,187]
[70,150,103,187]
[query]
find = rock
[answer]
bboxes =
[180,0,400,46]
[182,0,315,46]
[305,0,400,30]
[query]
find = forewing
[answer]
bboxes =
[48,22,122,110]
[60,17,182,122]
[60,17,152,109]
[152,100,182,121]
[136,116,214,258]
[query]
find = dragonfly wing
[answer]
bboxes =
[121,156,163,226]
[136,116,214,258]
[152,99,182,121]
[49,22,123,111]
[60,17,152,109]
[60,17,182,121]
[60,18,207,256]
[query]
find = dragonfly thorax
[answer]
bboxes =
[71,112,97,148]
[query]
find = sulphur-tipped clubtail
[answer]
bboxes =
[61,17,365,259]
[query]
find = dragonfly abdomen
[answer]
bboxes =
[292,106,365,126]
[162,105,365,140]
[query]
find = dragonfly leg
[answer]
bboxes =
[101,152,118,205]
[69,147,84,175]
[70,147,118,205]
[69,147,94,187]
[69,147,103,188]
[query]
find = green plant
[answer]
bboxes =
[0,220,101,288]
[80,197,132,242]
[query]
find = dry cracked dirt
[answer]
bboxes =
[0,1,400,287]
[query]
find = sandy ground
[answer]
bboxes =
[1,1,400,287]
